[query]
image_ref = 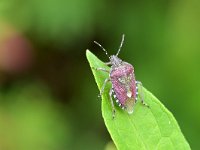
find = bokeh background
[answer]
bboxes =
[0,0,199,149]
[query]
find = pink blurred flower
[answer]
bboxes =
[0,23,33,74]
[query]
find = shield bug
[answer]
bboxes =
[93,34,149,118]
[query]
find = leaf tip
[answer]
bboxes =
[86,49,91,58]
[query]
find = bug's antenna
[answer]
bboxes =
[94,41,110,58]
[116,34,125,56]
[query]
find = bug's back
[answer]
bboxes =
[110,62,137,113]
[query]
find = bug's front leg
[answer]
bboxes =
[136,81,149,108]
[99,78,110,97]
[109,88,116,119]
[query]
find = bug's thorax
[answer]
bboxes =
[110,59,134,79]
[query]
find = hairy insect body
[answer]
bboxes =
[93,34,149,118]
[110,62,136,114]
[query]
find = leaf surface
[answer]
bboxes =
[86,50,190,150]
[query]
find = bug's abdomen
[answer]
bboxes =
[112,77,136,105]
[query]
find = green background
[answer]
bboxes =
[0,0,199,149]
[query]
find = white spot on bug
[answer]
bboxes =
[119,103,121,106]
[116,99,119,103]
[136,92,138,95]
[113,95,116,98]
[122,106,125,110]
[127,91,132,98]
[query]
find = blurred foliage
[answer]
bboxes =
[0,81,71,150]
[0,0,99,45]
[0,0,200,149]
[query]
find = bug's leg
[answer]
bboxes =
[136,81,149,108]
[99,78,110,97]
[92,67,110,73]
[109,88,116,119]
[105,62,111,66]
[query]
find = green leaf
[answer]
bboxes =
[86,50,191,150]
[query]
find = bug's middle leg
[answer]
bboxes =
[99,78,110,97]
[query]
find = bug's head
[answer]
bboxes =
[109,55,122,67]
[94,34,125,66]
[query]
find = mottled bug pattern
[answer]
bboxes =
[93,34,149,118]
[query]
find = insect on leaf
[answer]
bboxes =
[86,50,191,150]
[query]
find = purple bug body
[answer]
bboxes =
[110,59,137,114]
[94,34,148,118]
